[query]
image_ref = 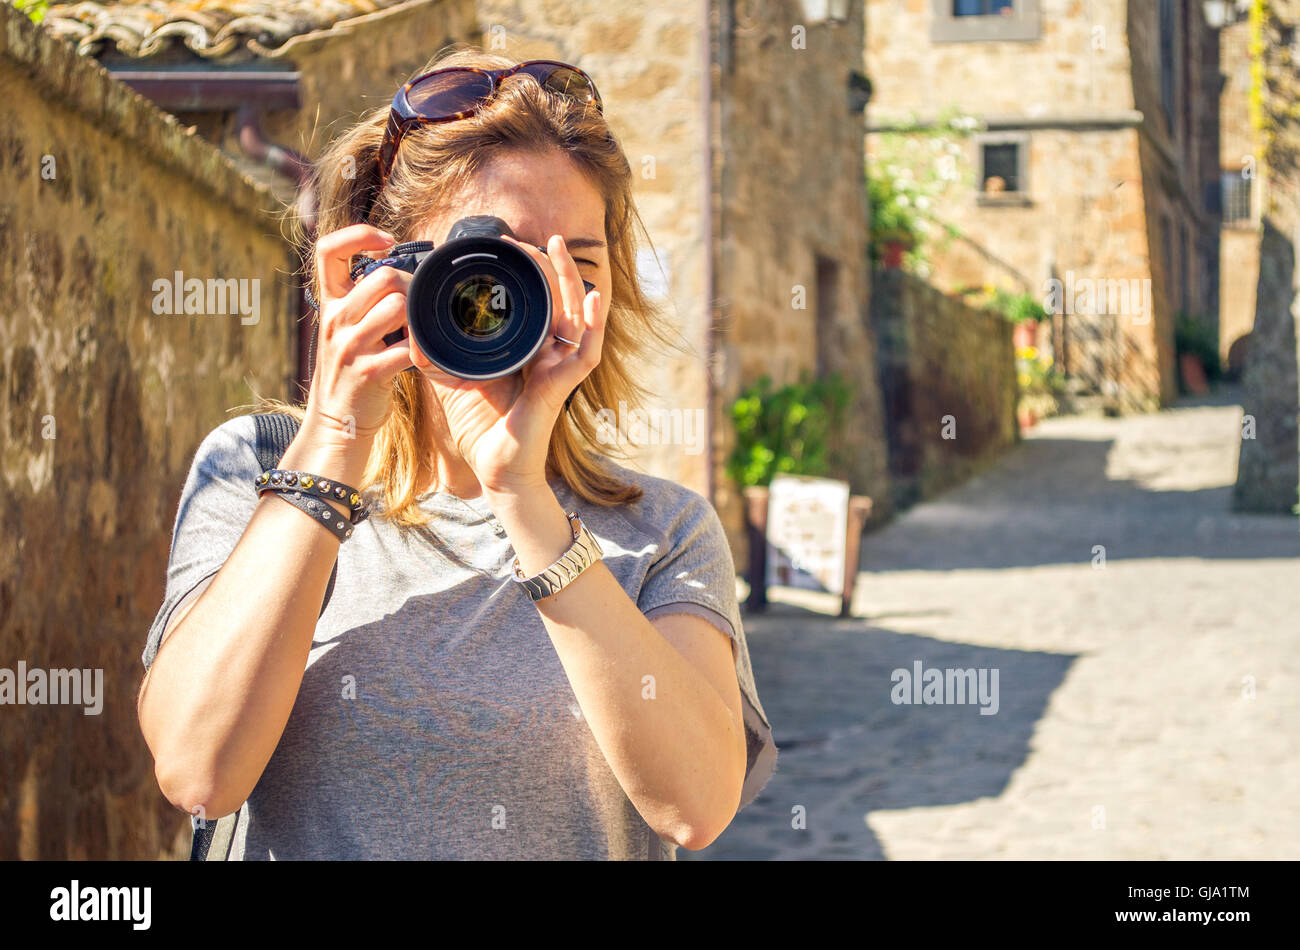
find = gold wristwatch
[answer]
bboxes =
[512,511,603,601]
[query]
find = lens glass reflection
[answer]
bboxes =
[450,275,509,338]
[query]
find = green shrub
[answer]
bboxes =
[1175,312,1222,382]
[727,374,851,489]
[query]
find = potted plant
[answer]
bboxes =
[727,374,871,614]
[1174,312,1220,396]
[867,173,923,270]
[993,288,1049,348]
[1015,346,1065,431]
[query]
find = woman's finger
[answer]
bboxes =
[571,290,605,374]
[545,234,587,349]
[343,289,408,354]
[315,224,395,303]
[500,235,578,346]
[355,330,416,383]
[333,265,410,331]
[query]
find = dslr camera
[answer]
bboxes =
[351,215,593,380]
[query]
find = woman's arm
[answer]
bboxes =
[137,418,369,819]
[485,483,749,850]
[137,224,413,820]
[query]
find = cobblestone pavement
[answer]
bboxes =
[683,397,1300,860]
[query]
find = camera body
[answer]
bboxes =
[352,215,592,380]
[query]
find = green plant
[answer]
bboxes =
[958,285,1048,325]
[12,0,49,23]
[994,288,1049,325]
[866,107,976,273]
[1175,312,1222,382]
[727,374,851,489]
[1016,346,1065,397]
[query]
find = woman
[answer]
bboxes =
[137,47,776,860]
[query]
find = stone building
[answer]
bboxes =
[864,0,1222,413]
[45,0,893,554]
[1216,0,1261,376]
[1,3,295,858]
[1,0,895,857]
[1233,0,1300,513]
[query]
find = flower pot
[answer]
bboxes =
[1013,321,1039,350]
[881,240,908,269]
[1018,407,1039,432]
[1179,351,1210,395]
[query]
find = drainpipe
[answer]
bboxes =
[236,103,315,232]
[235,104,317,394]
[702,0,719,505]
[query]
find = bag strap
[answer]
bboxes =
[188,411,340,861]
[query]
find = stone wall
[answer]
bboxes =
[864,0,1221,412]
[712,0,890,558]
[1218,15,1260,373]
[0,5,295,859]
[466,1,891,560]
[1235,0,1300,514]
[870,268,1018,508]
[259,0,481,164]
[1127,0,1221,399]
[471,0,714,501]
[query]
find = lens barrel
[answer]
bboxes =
[402,216,552,380]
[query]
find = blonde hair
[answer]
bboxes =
[256,46,681,526]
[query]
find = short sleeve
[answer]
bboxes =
[636,491,778,813]
[142,416,262,672]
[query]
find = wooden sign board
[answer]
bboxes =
[765,474,851,593]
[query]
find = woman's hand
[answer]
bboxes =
[409,233,607,494]
[303,224,417,444]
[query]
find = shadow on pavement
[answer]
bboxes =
[682,604,1076,860]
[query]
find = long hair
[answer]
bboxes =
[258,46,681,526]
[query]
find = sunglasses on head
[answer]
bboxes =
[376,60,603,186]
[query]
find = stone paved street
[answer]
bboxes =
[684,396,1300,860]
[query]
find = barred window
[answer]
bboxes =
[1221,172,1252,226]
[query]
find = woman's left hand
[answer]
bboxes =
[409,233,607,494]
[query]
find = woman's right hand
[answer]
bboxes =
[303,224,416,441]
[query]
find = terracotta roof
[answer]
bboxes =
[44,0,415,60]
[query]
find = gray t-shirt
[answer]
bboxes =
[142,414,777,860]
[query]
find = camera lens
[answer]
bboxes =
[405,217,553,380]
[449,275,510,339]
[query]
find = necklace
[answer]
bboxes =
[434,488,508,538]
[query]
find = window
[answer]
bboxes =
[1221,171,1252,226]
[954,0,1014,14]
[976,132,1030,203]
[932,0,1040,41]
[815,255,841,379]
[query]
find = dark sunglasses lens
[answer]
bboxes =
[407,69,496,117]
[524,64,600,108]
